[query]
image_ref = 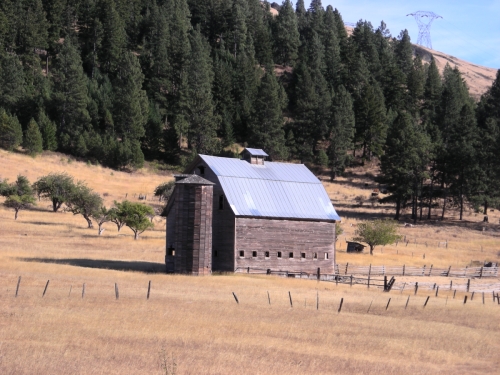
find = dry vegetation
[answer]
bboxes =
[1,151,500,374]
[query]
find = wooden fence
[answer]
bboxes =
[335,263,498,278]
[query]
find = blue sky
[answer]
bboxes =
[320,0,500,69]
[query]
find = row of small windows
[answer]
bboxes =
[231,251,329,260]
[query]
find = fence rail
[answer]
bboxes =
[335,264,498,278]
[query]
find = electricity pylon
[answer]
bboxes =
[406,11,442,50]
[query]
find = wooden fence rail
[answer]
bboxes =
[335,264,498,278]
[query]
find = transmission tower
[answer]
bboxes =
[406,11,442,50]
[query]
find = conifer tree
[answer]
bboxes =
[185,27,219,154]
[113,51,149,141]
[37,109,57,151]
[323,6,341,90]
[394,29,413,77]
[248,67,287,160]
[380,112,431,220]
[15,0,48,62]
[0,109,23,151]
[0,54,26,113]
[422,57,442,126]
[273,0,299,66]
[213,54,235,147]
[24,118,43,156]
[52,38,91,148]
[354,81,387,160]
[328,86,355,179]
[98,0,126,74]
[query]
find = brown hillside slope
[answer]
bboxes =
[414,45,497,100]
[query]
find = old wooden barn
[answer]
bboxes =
[163,148,341,275]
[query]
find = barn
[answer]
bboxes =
[163,148,341,275]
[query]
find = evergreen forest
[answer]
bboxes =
[1,0,500,220]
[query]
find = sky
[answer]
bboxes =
[320,0,500,69]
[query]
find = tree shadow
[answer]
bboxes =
[20,257,165,273]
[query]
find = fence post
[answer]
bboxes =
[447,266,451,277]
[316,291,318,310]
[317,268,320,281]
[471,291,475,300]
[115,283,119,300]
[288,291,293,308]
[42,280,50,297]
[232,292,239,304]
[450,280,453,290]
[247,267,249,274]
[466,279,470,293]
[453,290,457,299]
[479,266,483,279]
[414,282,418,295]
[338,298,344,313]
[435,286,439,297]
[15,276,21,297]
[400,282,406,294]
[405,295,410,309]
[147,280,151,299]
[386,298,391,310]
[368,264,371,288]
[463,295,468,304]
[268,291,271,305]
[482,292,485,305]
[350,275,353,287]
[423,296,430,308]
[428,265,433,276]
[384,276,387,291]
[402,264,405,276]
[82,283,86,299]
[345,263,349,275]
[367,299,373,313]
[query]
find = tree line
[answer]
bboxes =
[0,0,499,220]
[0,173,155,239]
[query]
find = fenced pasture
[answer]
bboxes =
[1,151,500,374]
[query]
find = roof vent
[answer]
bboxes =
[240,148,268,165]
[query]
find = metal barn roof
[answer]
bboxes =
[198,155,340,221]
[241,148,269,156]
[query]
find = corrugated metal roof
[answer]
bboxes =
[242,148,269,156]
[199,155,340,221]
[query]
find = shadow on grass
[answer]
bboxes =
[20,257,165,273]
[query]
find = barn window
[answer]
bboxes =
[214,250,218,257]
[197,166,205,176]
[313,252,318,259]
[301,252,306,259]
[219,195,224,210]
[324,253,329,260]
[277,251,282,259]
[265,251,270,258]
[289,252,294,259]
[252,251,257,258]
[168,248,175,256]
[239,250,244,258]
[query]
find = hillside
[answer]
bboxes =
[414,45,497,99]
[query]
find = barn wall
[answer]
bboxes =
[166,204,176,272]
[234,218,336,273]
[188,161,235,271]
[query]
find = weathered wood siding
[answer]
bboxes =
[165,205,176,272]
[189,161,235,272]
[166,183,213,275]
[234,218,336,273]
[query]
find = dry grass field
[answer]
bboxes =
[1,150,500,374]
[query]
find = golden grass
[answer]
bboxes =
[1,151,500,374]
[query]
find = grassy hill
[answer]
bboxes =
[0,150,499,374]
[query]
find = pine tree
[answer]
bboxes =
[422,57,442,126]
[407,54,426,116]
[380,112,431,220]
[0,54,26,113]
[323,6,341,90]
[354,81,387,160]
[328,86,355,179]
[185,27,219,154]
[0,109,23,151]
[394,29,413,77]
[98,0,126,74]
[37,109,57,151]
[52,38,91,148]
[113,51,149,141]
[15,0,48,61]
[273,0,299,66]
[24,118,43,156]
[248,67,287,160]
[213,54,235,147]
